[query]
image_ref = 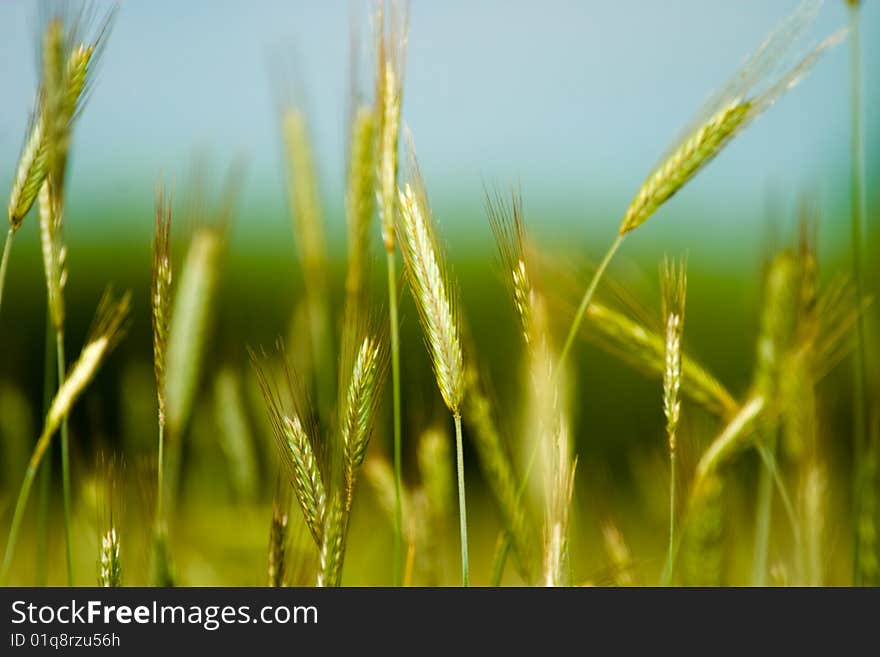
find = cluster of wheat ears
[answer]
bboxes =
[0,0,874,587]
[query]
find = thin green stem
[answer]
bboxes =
[453,412,469,586]
[662,448,677,585]
[1,420,57,583]
[56,329,73,586]
[847,2,870,586]
[156,420,165,526]
[1,461,39,584]
[386,249,404,587]
[0,228,13,315]
[36,312,56,585]
[558,233,625,373]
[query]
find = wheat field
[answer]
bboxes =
[0,0,876,587]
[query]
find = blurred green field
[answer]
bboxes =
[0,198,876,585]
[1,0,878,588]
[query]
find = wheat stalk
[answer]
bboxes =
[800,462,826,586]
[463,364,539,583]
[281,107,334,415]
[396,131,470,584]
[376,0,408,253]
[97,456,122,588]
[38,182,67,334]
[151,186,172,538]
[282,108,328,282]
[149,525,175,587]
[693,395,766,490]
[558,1,844,371]
[283,415,327,545]
[0,35,92,316]
[846,0,872,587]
[660,256,686,585]
[152,188,172,429]
[250,347,327,546]
[345,105,378,305]
[582,302,737,417]
[487,188,577,587]
[396,139,465,415]
[29,9,113,583]
[543,432,576,587]
[373,0,409,585]
[165,225,223,439]
[317,493,346,587]
[750,249,802,584]
[1,290,130,583]
[341,335,388,512]
[7,10,110,229]
[417,426,453,584]
[213,368,259,500]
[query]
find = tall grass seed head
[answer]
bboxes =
[152,187,173,426]
[396,131,465,413]
[661,257,687,450]
[375,0,408,251]
[619,1,845,234]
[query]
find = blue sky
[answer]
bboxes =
[0,0,876,256]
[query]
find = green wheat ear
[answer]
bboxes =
[164,225,223,440]
[559,1,845,372]
[620,2,844,235]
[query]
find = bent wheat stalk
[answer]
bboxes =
[28,10,113,583]
[558,1,845,371]
[0,291,130,584]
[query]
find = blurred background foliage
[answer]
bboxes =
[0,0,877,585]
